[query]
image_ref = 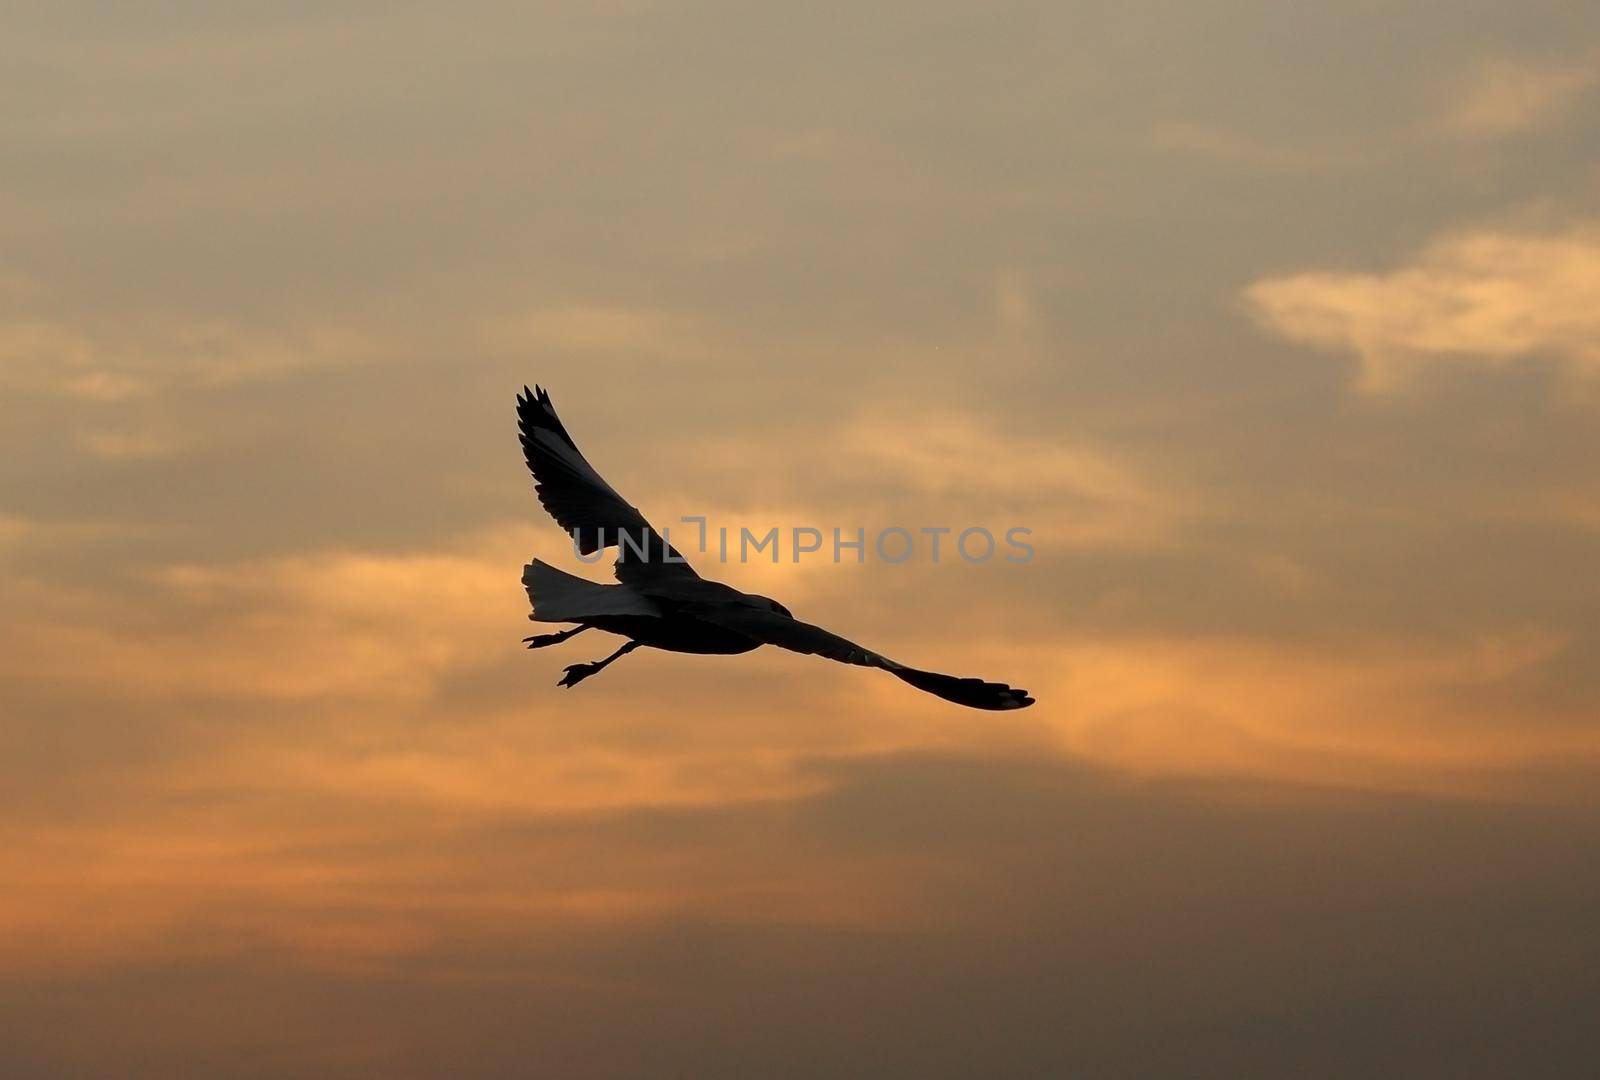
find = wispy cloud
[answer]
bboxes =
[833,410,1190,549]
[484,305,707,356]
[1243,225,1600,391]
[1152,123,1352,172]
[1442,53,1598,139]
[0,306,378,399]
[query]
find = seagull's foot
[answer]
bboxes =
[558,662,600,688]
[524,631,574,649]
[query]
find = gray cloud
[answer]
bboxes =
[2,752,1597,1078]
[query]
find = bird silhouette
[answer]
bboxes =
[516,385,1034,710]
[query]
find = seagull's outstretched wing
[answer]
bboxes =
[516,385,697,584]
[689,603,1034,711]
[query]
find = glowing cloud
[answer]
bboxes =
[1243,226,1600,391]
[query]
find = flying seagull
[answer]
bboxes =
[515,385,1034,710]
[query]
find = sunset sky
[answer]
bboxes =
[4,2,1600,1075]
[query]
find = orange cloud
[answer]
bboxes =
[1035,628,1596,797]
[1243,225,1600,391]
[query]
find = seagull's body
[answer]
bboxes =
[516,385,1034,710]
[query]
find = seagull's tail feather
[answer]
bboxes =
[886,664,1034,710]
[523,559,658,623]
